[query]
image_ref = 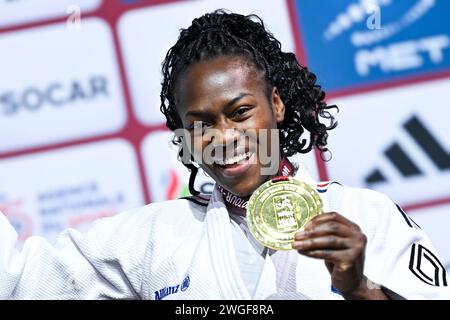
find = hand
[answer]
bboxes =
[292,212,368,297]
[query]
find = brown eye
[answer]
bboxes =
[233,107,251,118]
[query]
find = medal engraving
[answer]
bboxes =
[247,177,323,250]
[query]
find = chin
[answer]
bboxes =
[204,162,267,196]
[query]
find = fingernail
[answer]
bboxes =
[294,231,307,240]
[292,241,305,249]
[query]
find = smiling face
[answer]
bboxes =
[174,55,285,197]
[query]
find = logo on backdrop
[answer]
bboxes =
[163,169,214,200]
[0,75,109,117]
[365,114,449,185]
[142,132,215,202]
[37,182,125,234]
[294,0,450,91]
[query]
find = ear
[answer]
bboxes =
[271,87,285,124]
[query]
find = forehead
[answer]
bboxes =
[175,56,265,107]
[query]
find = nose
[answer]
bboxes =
[208,127,240,148]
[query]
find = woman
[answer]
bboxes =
[0,10,448,300]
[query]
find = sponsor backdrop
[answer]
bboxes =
[0,0,448,273]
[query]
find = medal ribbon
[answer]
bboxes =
[218,158,295,214]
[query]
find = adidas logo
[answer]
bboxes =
[366,115,449,185]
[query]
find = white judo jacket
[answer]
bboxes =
[1,165,449,300]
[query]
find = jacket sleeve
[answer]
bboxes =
[0,208,151,299]
[359,191,450,300]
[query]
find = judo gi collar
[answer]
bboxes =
[217,158,295,215]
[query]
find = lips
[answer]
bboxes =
[214,151,256,177]
[214,151,253,166]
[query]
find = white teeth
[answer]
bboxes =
[216,152,252,166]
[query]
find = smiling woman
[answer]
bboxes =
[160,10,337,201]
[174,56,285,197]
[0,9,449,300]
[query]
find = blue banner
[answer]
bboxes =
[293,0,450,91]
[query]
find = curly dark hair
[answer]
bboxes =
[160,10,337,194]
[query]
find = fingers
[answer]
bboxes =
[292,212,367,265]
[293,228,367,256]
[292,235,353,263]
[292,235,349,251]
[294,247,357,267]
[295,247,354,264]
[294,221,352,240]
[294,212,361,240]
[307,212,359,230]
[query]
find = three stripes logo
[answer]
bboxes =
[365,115,449,184]
[409,243,448,287]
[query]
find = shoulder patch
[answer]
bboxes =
[409,243,447,286]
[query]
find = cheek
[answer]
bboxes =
[259,103,279,127]
[253,112,280,157]
[244,110,276,131]
[251,113,279,136]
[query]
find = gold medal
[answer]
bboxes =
[246,177,323,250]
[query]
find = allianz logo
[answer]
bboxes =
[0,75,109,116]
[154,275,190,300]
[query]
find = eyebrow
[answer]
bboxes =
[185,93,253,119]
